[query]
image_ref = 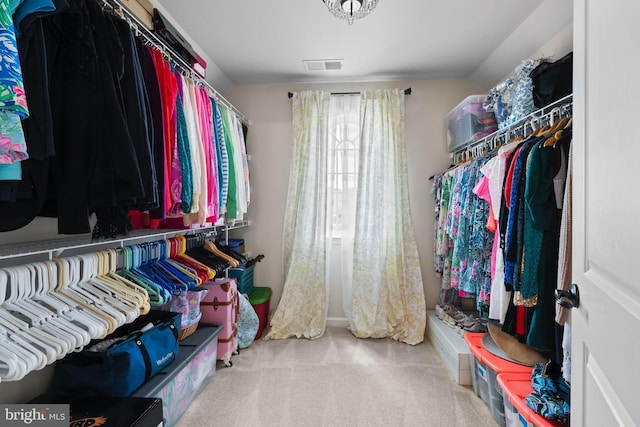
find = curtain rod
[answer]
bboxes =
[287,88,412,98]
[104,0,250,125]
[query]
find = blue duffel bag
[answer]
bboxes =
[52,311,181,396]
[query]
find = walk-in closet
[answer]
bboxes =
[0,1,637,426]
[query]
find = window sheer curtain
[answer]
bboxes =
[266,91,331,340]
[268,89,426,345]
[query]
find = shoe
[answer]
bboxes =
[443,305,467,322]
[461,320,487,333]
[443,314,459,328]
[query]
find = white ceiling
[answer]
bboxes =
[153,0,572,91]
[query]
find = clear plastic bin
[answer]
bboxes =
[496,372,567,427]
[497,372,536,427]
[446,95,497,152]
[464,333,532,427]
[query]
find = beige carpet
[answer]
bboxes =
[176,327,497,427]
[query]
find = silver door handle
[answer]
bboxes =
[555,284,580,309]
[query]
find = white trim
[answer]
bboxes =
[326,317,349,328]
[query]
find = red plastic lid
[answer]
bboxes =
[497,372,532,400]
[497,373,565,427]
[497,373,538,422]
[463,332,486,361]
[464,332,532,373]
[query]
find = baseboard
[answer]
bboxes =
[326,317,349,328]
[426,310,472,385]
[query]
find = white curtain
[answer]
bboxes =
[347,89,426,345]
[266,91,331,340]
[268,89,426,345]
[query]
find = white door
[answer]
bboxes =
[571,1,640,425]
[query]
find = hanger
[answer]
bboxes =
[542,116,571,147]
[131,243,184,297]
[0,338,24,381]
[149,241,198,291]
[170,236,215,282]
[564,117,573,129]
[93,250,149,317]
[0,270,54,371]
[40,260,106,340]
[53,258,114,338]
[118,246,171,306]
[74,254,129,329]
[0,271,36,381]
[1,266,69,361]
[9,264,86,357]
[103,249,150,315]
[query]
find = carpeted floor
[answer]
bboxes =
[176,327,497,427]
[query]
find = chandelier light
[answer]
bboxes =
[323,0,380,25]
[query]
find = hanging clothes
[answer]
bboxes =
[136,37,165,221]
[212,99,229,214]
[0,0,249,236]
[39,0,143,235]
[174,77,192,216]
[0,0,65,227]
[432,108,572,362]
[148,47,178,218]
[112,16,157,211]
[0,0,32,197]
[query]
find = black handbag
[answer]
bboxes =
[52,311,181,397]
[530,52,573,108]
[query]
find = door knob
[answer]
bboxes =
[555,283,579,309]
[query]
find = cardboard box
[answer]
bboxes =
[119,0,154,29]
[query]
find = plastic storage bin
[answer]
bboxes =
[248,287,272,339]
[496,372,567,427]
[446,95,497,152]
[497,372,536,427]
[464,333,532,427]
[229,264,255,294]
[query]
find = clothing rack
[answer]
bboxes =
[287,88,412,98]
[451,94,573,165]
[103,0,249,125]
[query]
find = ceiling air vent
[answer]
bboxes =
[303,59,344,72]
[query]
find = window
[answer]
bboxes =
[327,94,360,237]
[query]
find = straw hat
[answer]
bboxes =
[486,321,548,366]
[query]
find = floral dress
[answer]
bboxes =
[0,0,29,170]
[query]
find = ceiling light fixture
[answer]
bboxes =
[323,0,379,25]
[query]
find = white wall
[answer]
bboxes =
[470,0,573,90]
[225,79,483,317]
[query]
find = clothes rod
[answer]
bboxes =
[105,0,249,125]
[451,93,573,165]
[287,88,412,98]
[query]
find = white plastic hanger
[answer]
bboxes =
[54,257,116,335]
[90,250,147,321]
[34,260,100,343]
[0,268,61,366]
[73,254,127,329]
[79,253,133,324]
[2,265,75,358]
[51,259,111,339]
[28,262,92,350]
